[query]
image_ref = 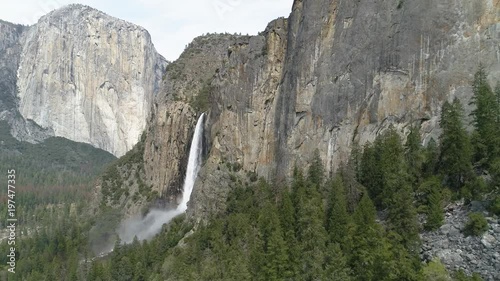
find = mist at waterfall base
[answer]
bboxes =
[117,208,181,243]
[117,113,205,245]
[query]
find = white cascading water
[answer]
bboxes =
[178,112,205,212]
[118,113,205,244]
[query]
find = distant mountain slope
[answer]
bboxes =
[0,121,116,187]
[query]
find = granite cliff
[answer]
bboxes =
[137,1,499,276]
[144,0,499,219]
[0,5,166,156]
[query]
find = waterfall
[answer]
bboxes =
[117,113,205,244]
[178,112,205,212]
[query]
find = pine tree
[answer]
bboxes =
[292,165,305,196]
[115,256,134,281]
[324,243,353,281]
[279,190,295,240]
[222,244,252,281]
[265,227,289,280]
[350,193,390,281]
[295,177,327,280]
[360,129,410,209]
[67,250,79,281]
[257,203,289,281]
[110,237,135,281]
[326,175,351,250]
[470,66,500,167]
[385,231,423,281]
[359,143,383,206]
[406,124,424,188]
[425,182,444,231]
[439,98,473,191]
[350,143,363,181]
[341,147,365,213]
[279,190,299,278]
[88,261,104,281]
[308,149,325,188]
[495,82,500,125]
[133,261,146,281]
[492,82,500,187]
[386,181,420,251]
[361,129,421,250]
[422,138,439,178]
[352,193,377,229]
[377,129,408,208]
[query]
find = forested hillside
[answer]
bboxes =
[85,67,497,281]
[1,64,499,280]
[0,122,117,280]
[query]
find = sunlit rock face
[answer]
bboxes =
[15,4,166,156]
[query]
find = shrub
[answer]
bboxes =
[454,270,483,281]
[460,186,473,204]
[247,171,258,182]
[229,174,237,182]
[397,0,404,9]
[421,259,452,281]
[441,188,453,206]
[232,162,242,172]
[191,80,213,112]
[488,195,500,216]
[463,212,488,236]
[425,187,444,231]
[459,177,487,203]
[490,157,500,189]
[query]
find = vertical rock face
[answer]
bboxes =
[209,18,288,179]
[0,20,23,116]
[15,4,166,156]
[274,0,500,178]
[143,34,239,201]
[0,21,52,143]
[189,18,289,217]
[183,0,500,218]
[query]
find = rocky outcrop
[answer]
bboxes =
[6,5,166,156]
[189,18,289,217]
[143,34,239,202]
[422,202,500,280]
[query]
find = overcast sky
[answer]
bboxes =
[0,0,292,61]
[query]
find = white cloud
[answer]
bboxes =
[0,0,291,61]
